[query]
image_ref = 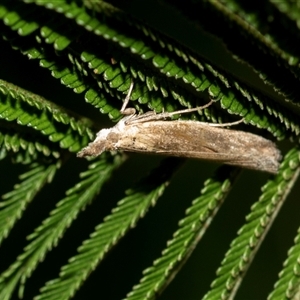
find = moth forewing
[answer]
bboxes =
[77,115,281,174]
[117,120,280,173]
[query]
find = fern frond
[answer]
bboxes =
[79,1,300,138]
[0,154,124,300]
[271,0,300,31]
[0,162,59,245]
[0,80,91,152]
[203,148,300,299]
[0,123,60,163]
[34,157,183,300]
[268,226,300,299]
[163,0,300,105]
[79,5,300,141]
[1,0,299,141]
[210,1,300,71]
[125,166,240,300]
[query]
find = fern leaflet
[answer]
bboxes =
[0,154,124,300]
[203,148,300,299]
[35,157,183,300]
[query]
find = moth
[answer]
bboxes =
[78,82,281,174]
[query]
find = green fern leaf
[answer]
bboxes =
[34,157,183,300]
[0,154,123,300]
[268,226,300,299]
[0,162,59,245]
[125,165,240,300]
[0,79,91,152]
[203,148,300,299]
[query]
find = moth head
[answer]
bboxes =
[77,128,112,157]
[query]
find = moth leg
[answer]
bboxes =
[157,99,214,119]
[124,110,157,124]
[120,80,135,115]
[127,100,215,124]
[205,119,244,127]
[131,110,156,119]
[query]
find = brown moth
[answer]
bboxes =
[78,83,281,174]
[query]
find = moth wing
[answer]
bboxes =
[118,121,280,173]
[154,150,279,174]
